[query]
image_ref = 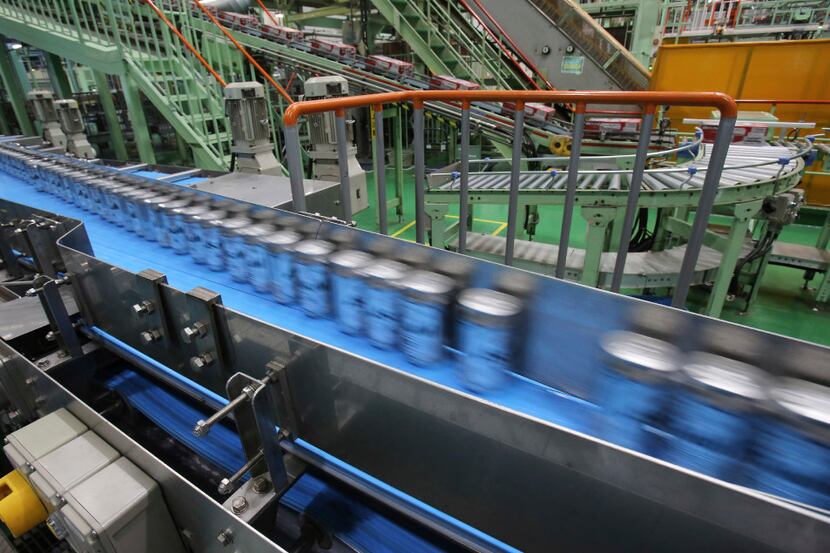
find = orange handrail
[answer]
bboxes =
[283,90,738,126]
[735,99,830,105]
[253,0,282,30]
[192,0,294,104]
[141,0,226,87]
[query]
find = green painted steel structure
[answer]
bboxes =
[0,0,565,171]
[370,0,532,89]
[0,0,233,169]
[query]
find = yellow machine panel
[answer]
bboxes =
[651,40,830,205]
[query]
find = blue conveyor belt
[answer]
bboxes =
[105,367,464,553]
[0,171,600,435]
[106,367,246,474]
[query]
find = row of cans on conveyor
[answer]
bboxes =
[0,146,528,394]
[596,330,830,510]
[435,143,805,193]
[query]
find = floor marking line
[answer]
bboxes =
[446,214,506,225]
[391,219,416,237]
[491,222,508,236]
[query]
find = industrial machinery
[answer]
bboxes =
[0,131,828,553]
[223,81,284,176]
[303,76,369,216]
[26,89,66,149]
[53,99,96,160]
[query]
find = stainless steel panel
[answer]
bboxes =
[189,173,342,217]
[0,342,285,553]
[4,199,829,552]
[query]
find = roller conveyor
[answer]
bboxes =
[432,143,804,195]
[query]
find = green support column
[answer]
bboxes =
[46,54,73,98]
[0,107,9,134]
[176,133,190,166]
[393,106,404,222]
[632,1,661,67]
[426,203,450,248]
[9,49,40,136]
[93,71,128,161]
[121,71,156,164]
[581,206,617,287]
[705,201,761,318]
[10,49,31,94]
[0,39,34,135]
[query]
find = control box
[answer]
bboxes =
[4,409,184,553]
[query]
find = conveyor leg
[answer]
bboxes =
[426,203,449,248]
[817,211,830,250]
[524,205,539,239]
[581,206,616,287]
[705,212,753,318]
[816,270,830,307]
[742,251,772,313]
[46,54,73,99]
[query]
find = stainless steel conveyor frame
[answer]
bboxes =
[0,196,828,552]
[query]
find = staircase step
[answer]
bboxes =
[206,132,231,142]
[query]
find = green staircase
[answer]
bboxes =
[125,53,231,170]
[372,0,531,88]
[0,0,232,170]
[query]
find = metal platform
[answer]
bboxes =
[453,232,753,290]
[187,172,342,216]
[771,242,830,271]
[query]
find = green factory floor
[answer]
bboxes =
[354,166,830,347]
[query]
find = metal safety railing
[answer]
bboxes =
[661,0,830,39]
[283,90,739,309]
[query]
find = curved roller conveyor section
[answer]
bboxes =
[430,141,807,206]
[431,140,811,290]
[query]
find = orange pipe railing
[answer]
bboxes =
[142,0,226,87]
[735,99,830,106]
[192,0,294,104]
[284,90,738,126]
[253,0,283,30]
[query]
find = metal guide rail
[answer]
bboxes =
[1,156,829,551]
[283,89,751,307]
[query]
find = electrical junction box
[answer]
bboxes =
[3,408,87,475]
[48,457,185,553]
[27,431,119,511]
[3,410,184,553]
[303,75,349,100]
